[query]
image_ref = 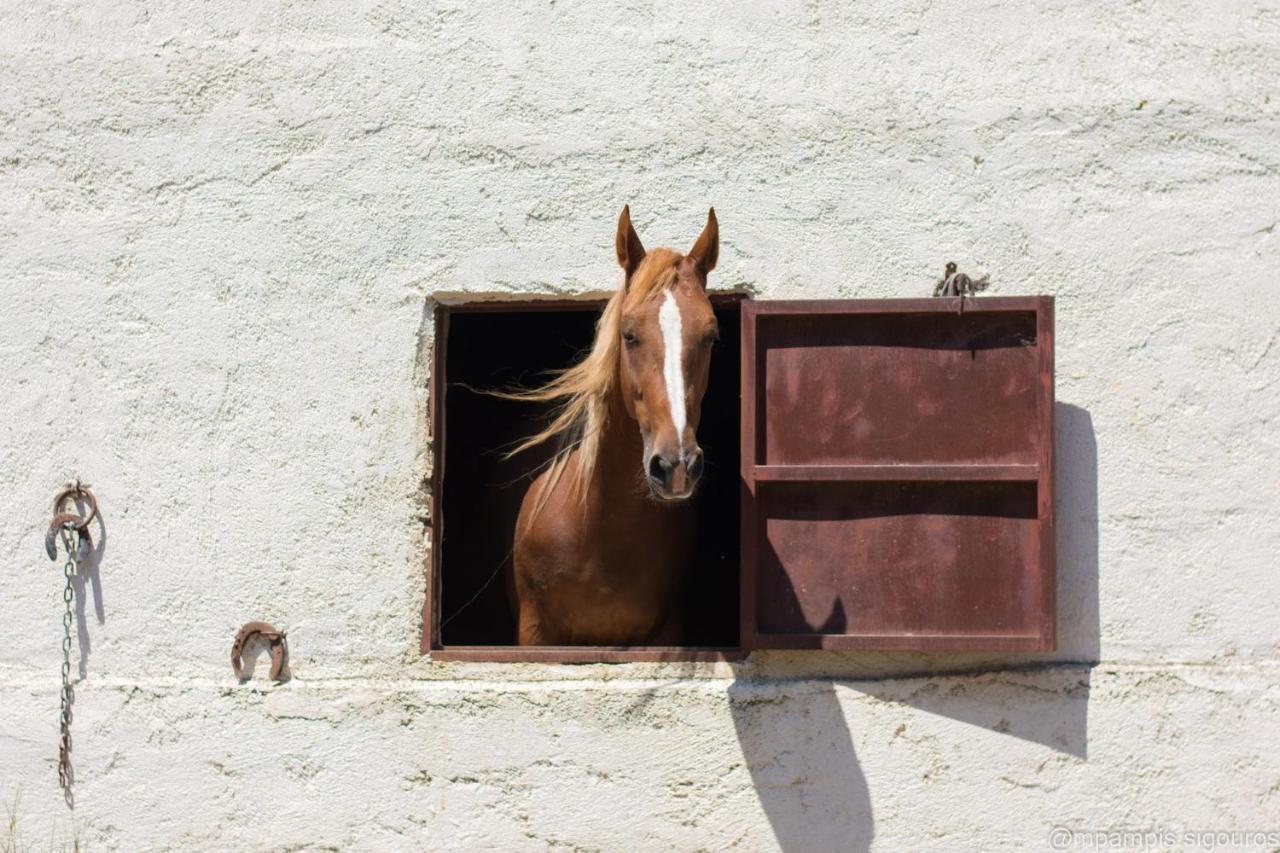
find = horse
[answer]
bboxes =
[503,206,721,645]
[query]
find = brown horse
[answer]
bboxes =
[504,206,720,645]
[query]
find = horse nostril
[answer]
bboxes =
[687,450,704,482]
[648,455,670,484]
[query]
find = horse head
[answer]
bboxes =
[614,205,720,501]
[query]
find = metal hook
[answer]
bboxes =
[45,482,97,561]
[50,482,98,531]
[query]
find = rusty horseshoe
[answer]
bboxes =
[231,621,288,682]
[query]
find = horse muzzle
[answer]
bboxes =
[646,447,704,501]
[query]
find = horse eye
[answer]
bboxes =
[622,329,637,345]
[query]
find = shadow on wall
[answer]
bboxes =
[727,402,1098,852]
[729,680,873,852]
[1052,403,1102,667]
[72,504,108,681]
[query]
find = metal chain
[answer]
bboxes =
[57,523,77,794]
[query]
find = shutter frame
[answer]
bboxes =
[740,296,1055,652]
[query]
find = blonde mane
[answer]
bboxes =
[498,248,684,513]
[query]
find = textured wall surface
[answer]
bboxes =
[2,1,1278,850]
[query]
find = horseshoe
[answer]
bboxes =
[231,621,288,682]
[50,485,97,531]
[45,512,93,561]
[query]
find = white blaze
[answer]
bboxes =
[658,290,686,443]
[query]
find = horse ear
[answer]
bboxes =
[687,207,718,276]
[615,205,646,280]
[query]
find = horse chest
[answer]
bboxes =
[517,502,694,644]
[568,508,692,588]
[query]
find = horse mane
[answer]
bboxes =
[497,248,683,513]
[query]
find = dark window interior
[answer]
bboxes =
[438,300,741,647]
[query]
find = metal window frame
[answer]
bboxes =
[423,294,748,663]
[423,294,1054,662]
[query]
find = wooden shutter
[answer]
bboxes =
[740,297,1054,651]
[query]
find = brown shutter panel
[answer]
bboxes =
[740,297,1055,651]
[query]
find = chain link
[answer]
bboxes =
[57,523,77,794]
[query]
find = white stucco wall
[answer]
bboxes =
[2,1,1278,850]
